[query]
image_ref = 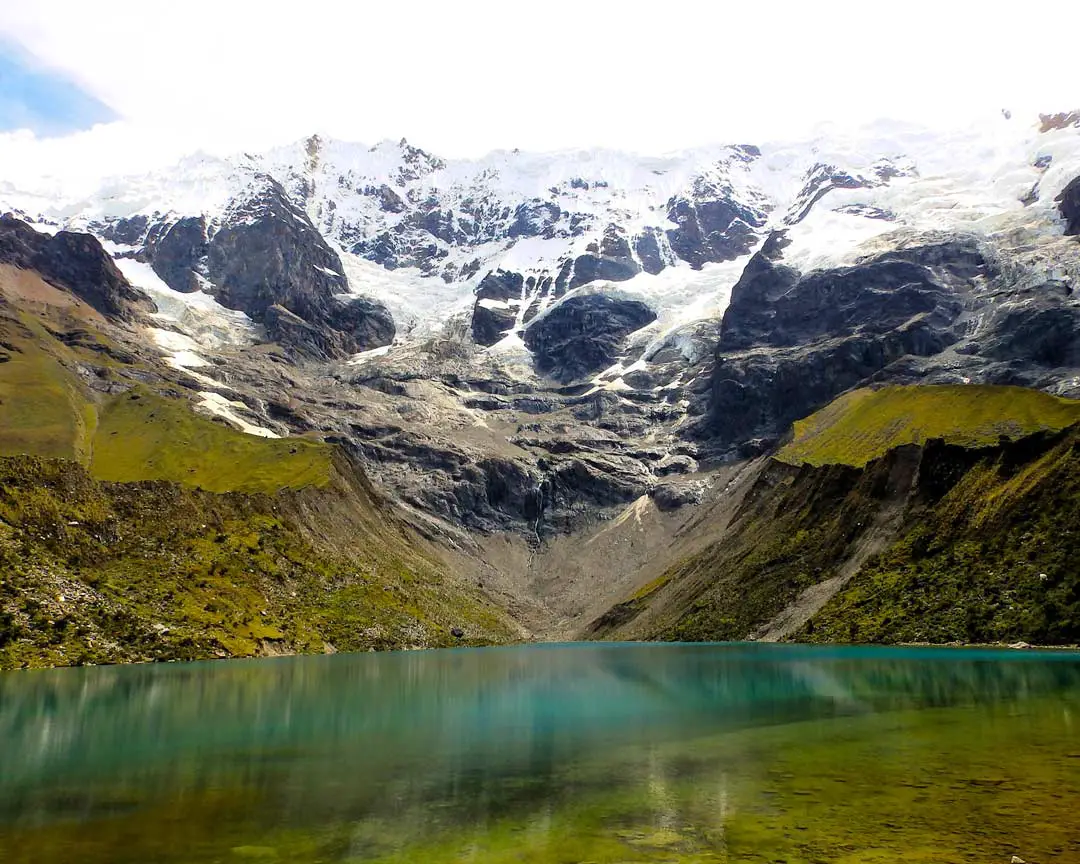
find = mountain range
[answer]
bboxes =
[2,110,1080,666]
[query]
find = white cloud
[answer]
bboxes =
[0,0,1077,184]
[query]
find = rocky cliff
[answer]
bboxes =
[0,214,154,321]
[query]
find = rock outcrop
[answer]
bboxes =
[706,236,994,449]
[567,226,641,289]
[471,270,522,346]
[0,214,154,321]
[143,215,210,293]
[523,294,657,382]
[1058,175,1080,235]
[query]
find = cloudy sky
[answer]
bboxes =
[1,0,1077,181]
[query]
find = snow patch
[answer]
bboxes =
[339,252,475,338]
[118,258,256,350]
[347,344,393,365]
[196,392,279,438]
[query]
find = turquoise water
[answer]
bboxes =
[1,643,1079,863]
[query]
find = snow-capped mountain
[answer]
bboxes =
[4,114,1075,330]
[3,110,1080,548]
[3,111,1080,374]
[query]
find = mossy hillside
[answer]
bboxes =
[92,389,332,494]
[0,315,96,462]
[803,427,1080,645]
[779,384,1080,468]
[0,300,511,668]
[0,310,334,494]
[590,457,887,643]
[0,455,516,669]
[595,383,1080,646]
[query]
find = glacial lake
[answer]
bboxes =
[1,643,1079,863]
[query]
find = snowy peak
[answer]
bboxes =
[3,114,1080,349]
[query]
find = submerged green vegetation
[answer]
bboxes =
[779,384,1080,467]
[2,645,1078,864]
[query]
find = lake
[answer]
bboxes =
[1,643,1079,863]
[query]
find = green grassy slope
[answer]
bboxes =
[0,318,96,462]
[92,389,332,493]
[779,385,1080,468]
[803,429,1080,644]
[0,455,516,669]
[0,310,334,494]
[0,292,516,668]
[593,384,1080,646]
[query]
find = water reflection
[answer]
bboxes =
[1,644,1079,863]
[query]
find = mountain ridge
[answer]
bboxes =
[2,113,1080,664]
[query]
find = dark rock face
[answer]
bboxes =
[354,231,403,270]
[330,296,396,351]
[980,282,1080,368]
[1057,175,1080,235]
[784,164,872,225]
[263,298,393,362]
[207,176,349,323]
[0,214,154,321]
[710,332,951,449]
[722,253,969,351]
[404,205,464,245]
[374,185,406,213]
[96,214,149,247]
[633,228,665,275]
[508,200,563,239]
[664,182,765,269]
[264,304,342,362]
[523,293,657,382]
[471,270,522,346]
[143,216,209,293]
[568,226,641,289]
[203,176,395,359]
[707,237,994,448]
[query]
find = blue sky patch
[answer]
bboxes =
[0,39,117,136]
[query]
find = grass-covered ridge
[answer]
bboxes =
[0,309,332,494]
[803,427,1080,644]
[92,388,332,494]
[779,384,1080,468]
[0,286,516,668]
[593,383,1080,647]
[0,455,516,668]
